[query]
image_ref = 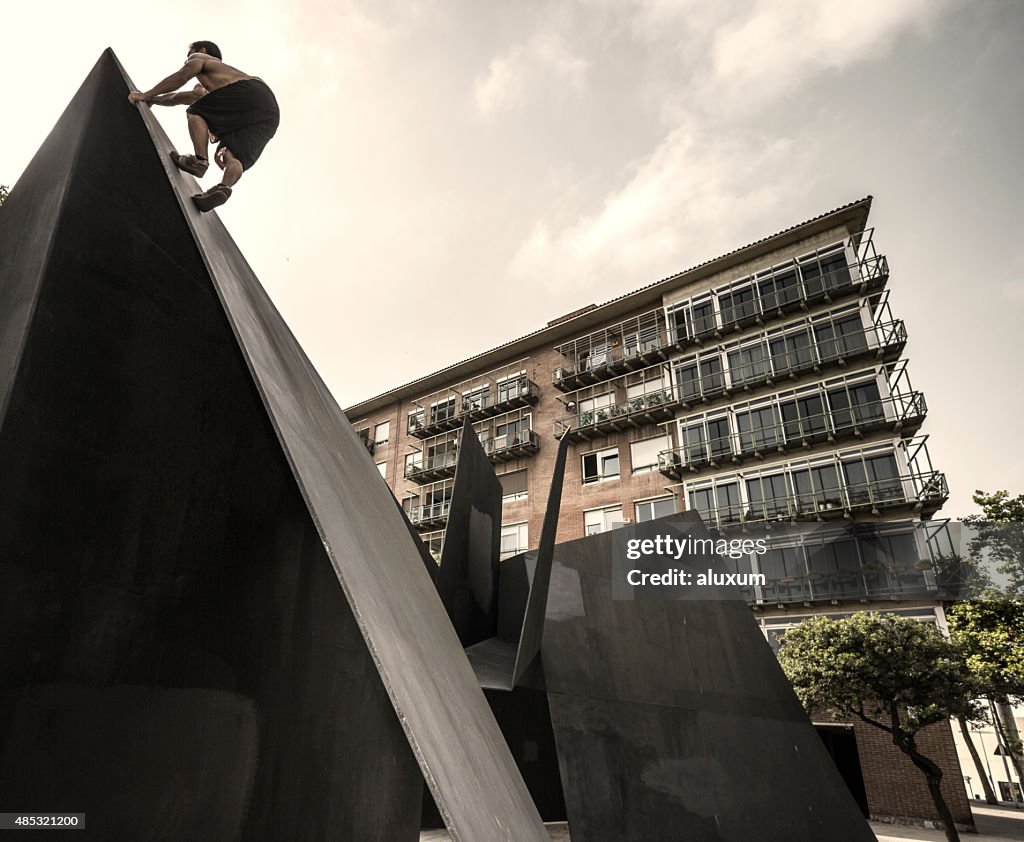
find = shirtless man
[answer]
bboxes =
[129,41,279,212]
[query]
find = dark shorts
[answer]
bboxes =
[187,78,280,171]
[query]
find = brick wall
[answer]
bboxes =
[818,712,974,827]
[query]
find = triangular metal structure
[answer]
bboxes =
[0,50,547,842]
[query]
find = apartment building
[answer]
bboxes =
[346,196,971,827]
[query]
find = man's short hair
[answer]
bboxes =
[189,41,222,60]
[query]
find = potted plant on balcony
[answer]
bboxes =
[913,559,935,572]
[579,411,595,427]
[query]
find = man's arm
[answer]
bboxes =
[149,84,207,107]
[129,58,205,103]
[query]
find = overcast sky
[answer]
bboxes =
[3,0,1022,517]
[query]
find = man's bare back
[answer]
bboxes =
[189,54,253,93]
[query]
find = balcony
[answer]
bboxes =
[552,310,671,392]
[409,500,451,530]
[554,388,678,442]
[659,390,928,479]
[691,472,948,531]
[483,428,541,461]
[672,316,907,410]
[405,451,458,483]
[406,427,541,484]
[409,374,541,439]
[669,234,889,349]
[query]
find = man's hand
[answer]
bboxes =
[128,91,150,104]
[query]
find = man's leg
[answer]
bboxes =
[187,112,211,160]
[192,148,243,212]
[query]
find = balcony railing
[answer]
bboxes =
[409,375,541,438]
[409,501,451,529]
[690,472,948,530]
[672,317,906,408]
[669,246,889,349]
[405,451,458,483]
[552,310,671,391]
[554,388,677,441]
[405,429,541,484]
[659,391,927,478]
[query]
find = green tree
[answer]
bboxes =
[778,612,977,842]
[965,490,1024,597]
[948,599,1024,798]
[0,184,8,205]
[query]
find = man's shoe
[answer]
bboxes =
[191,184,232,213]
[170,151,209,177]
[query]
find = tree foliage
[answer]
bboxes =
[0,184,8,206]
[965,490,1024,597]
[779,612,977,842]
[948,599,1024,703]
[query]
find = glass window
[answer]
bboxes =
[584,505,624,535]
[462,386,489,412]
[727,342,769,386]
[829,380,883,429]
[735,405,781,453]
[625,325,661,357]
[499,469,528,502]
[373,421,390,446]
[815,314,868,363]
[495,415,529,446]
[719,285,758,327]
[376,461,387,478]
[407,409,425,434]
[635,496,676,522]
[758,266,801,311]
[404,452,422,476]
[769,328,813,376]
[780,393,827,441]
[421,530,444,563]
[706,417,732,460]
[500,522,529,559]
[430,397,456,424]
[496,374,527,402]
[691,300,716,336]
[582,446,620,484]
[800,248,850,296]
[745,473,791,518]
[630,436,670,474]
[791,464,842,512]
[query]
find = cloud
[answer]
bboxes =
[474,32,588,117]
[710,0,944,109]
[510,123,808,293]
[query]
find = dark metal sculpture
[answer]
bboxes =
[0,50,548,842]
[430,426,876,840]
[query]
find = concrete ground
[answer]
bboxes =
[420,804,1024,840]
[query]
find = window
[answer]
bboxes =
[745,472,791,518]
[430,396,456,424]
[828,380,883,430]
[719,285,757,327]
[426,439,457,470]
[768,328,813,376]
[495,414,530,447]
[727,341,769,386]
[630,436,669,474]
[735,405,782,453]
[635,496,676,522]
[376,461,387,478]
[791,463,842,512]
[582,446,620,484]
[404,452,423,477]
[780,393,827,441]
[757,265,801,311]
[496,373,527,402]
[421,529,444,563]
[843,453,902,504]
[407,409,425,434]
[373,420,390,446]
[500,522,528,559]
[499,469,528,503]
[584,505,624,535]
[401,495,419,515]
[624,326,661,357]
[799,247,850,297]
[814,314,868,363]
[581,344,611,371]
[687,481,740,526]
[675,354,723,401]
[462,386,489,413]
[578,393,614,426]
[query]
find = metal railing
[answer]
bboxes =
[660,390,927,476]
[409,500,452,527]
[553,309,671,390]
[554,388,677,439]
[689,472,948,530]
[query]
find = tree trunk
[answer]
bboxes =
[958,715,998,804]
[890,710,961,842]
[994,698,1024,793]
